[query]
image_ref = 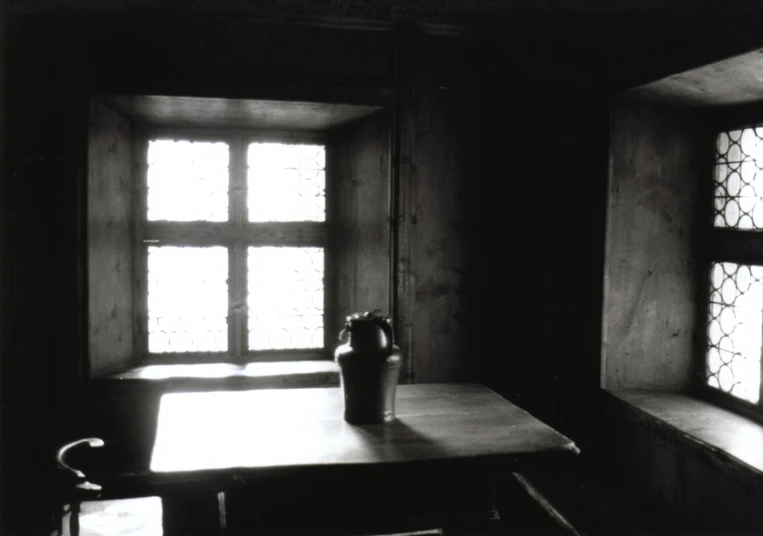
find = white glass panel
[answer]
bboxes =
[148,246,228,353]
[147,140,229,221]
[248,247,323,350]
[706,261,763,403]
[714,126,763,230]
[247,143,325,222]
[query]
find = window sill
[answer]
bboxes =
[606,389,763,478]
[92,360,340,393]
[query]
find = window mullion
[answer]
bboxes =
[229,244,247,360]
[759,317,763,409]
[230,136,248,360]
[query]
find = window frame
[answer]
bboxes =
[697,114,763,422]
[133,125,334,365]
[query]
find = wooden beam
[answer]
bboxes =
[706,228,763,265]
[142,221,327,247]
[392,22,418,384]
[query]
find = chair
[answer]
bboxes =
[54,437,204,535]
[55,438,105,536]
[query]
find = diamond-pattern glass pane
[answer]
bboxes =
[148,246,228,353]
[707,262,763,403]
[147,140,229,221]
[248,247,324,350]
[714,127,763,229]
[247,143,325,222]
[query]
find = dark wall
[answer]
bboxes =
[471,88,610,455]
[3,17,89,536]
[4,7,763,535]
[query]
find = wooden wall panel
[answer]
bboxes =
[391,24,418,384]
[330,111,391,343]
[88,101,135,377]
[404,32,475,384]
[602,97,702,390]
[410,86,471,383]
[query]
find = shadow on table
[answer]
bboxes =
[349,418,456,462]
[223,419,500,535]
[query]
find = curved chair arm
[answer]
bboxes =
[56,438,105,498]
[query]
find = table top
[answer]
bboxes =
[150,383,578,474]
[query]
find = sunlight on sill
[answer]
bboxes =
[138,363,240,379]
[115,360,339,381]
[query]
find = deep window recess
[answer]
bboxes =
[705,125,763,407]
[138,133,328,363]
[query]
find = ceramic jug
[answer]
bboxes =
[334,311,403,424]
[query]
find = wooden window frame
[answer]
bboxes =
[696,113,763,423]
[134,126,333,365]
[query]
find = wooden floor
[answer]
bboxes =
[62,498,450,536]
[61,497,163,536]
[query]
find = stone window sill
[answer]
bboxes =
[92,360,341,394]
[607,389,763,477]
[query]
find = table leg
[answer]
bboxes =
[162,491,224,536]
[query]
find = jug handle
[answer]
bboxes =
[378,317,394,352]
[338,325,349,343]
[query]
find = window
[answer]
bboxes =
[705,125,763,407]
[88,96,390,377]
[137,133,328,363]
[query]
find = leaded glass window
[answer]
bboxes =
[147,140,229,222]
[707,125,763,407]
[247,143,326,223]
[139,133,327,362]
[713,128,763,230]
[248,247,324,351]
[147,246,229,353]
[706,262,763,403]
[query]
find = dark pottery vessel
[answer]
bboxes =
[334,312,402,425]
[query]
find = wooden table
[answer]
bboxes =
[146,384,578,535]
